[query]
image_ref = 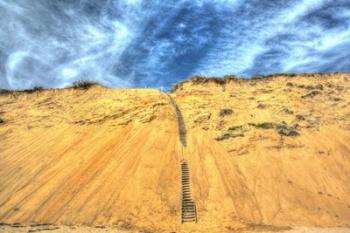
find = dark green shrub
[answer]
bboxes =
[0,89,11,95]
[23,86,44,93]
[296,115,305,121]
[72,80,98,90]
[305,84,323,90]
[215,131,244,141]
[219,109,233,117]
[257,103,268,109]
[249,122,274,129]
[0,86,44,95]
[301,90,321,98]
[228,125,243,131]
[275,123,299,136]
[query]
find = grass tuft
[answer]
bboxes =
[0,86,44,95]
[301,90,321,98]
[275,123,299,136]
[228,125,243,131]
[249,122,274,129]
[23,86,44,93]
[72,80,99,90]
[219,109,233,117]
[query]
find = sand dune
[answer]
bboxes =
[0,73,350,232]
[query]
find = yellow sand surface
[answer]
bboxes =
[0,73,350,232]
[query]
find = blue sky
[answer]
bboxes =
[0,0,350,90]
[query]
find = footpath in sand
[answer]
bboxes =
[0,73,350,232]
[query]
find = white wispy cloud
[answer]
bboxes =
[0,0,349,89]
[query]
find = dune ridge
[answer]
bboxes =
[0,73,350,233]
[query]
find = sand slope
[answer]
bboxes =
[0,74,350,232]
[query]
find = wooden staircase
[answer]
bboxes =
[180,160,197,223]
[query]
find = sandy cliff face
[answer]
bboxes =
[0,88,181,232]
[0,73,350,232]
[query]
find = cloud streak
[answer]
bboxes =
[0,0,349,90]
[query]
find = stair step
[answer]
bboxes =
[182,215,196,218]
[182,204,195,207]
[182,205,195,207]
[182,205,195,208]
[182,213,196,217]
[182,201,194,204]
[182,208,196,212]
[182,220,196,223]
[182,211,195,214]
[182,203,195,206]
[182,212,196,216]
[182,218,196,221]
[183,199,193,202]
[182,202,195,205]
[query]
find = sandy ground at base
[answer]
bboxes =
[0,225,350,233]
